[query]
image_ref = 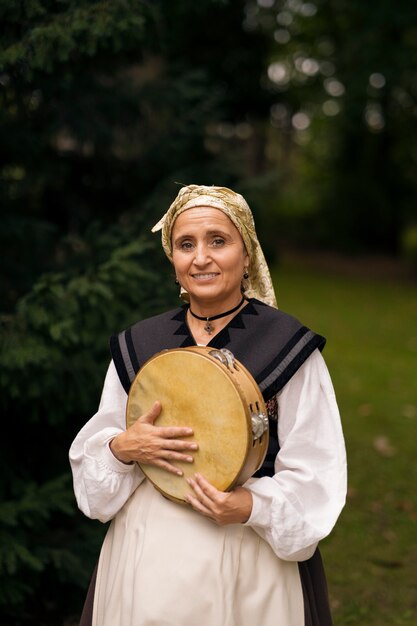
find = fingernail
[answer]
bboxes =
[190,443,198,450]
[185,428,193,435]
[186,456,193,463]
[176,470,183,476]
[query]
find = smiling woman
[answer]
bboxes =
[171,208,249,342]
[70,184,347,626]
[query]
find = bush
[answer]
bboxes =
[0,218,177,623]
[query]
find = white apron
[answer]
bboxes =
[93,479,304,626]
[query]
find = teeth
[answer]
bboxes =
[193,273,217,279]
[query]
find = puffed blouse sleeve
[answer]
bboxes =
[244,348,347,562]
[69,361,145,523]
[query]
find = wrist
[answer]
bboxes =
[235,487,253,523]
[109,434,133,465]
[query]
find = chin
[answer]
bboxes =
[188,287,235,306]
[188,288,221,301]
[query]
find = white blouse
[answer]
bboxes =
[69,349,346,562]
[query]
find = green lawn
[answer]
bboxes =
[271,261,417,626]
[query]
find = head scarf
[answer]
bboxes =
[152,184,277,308]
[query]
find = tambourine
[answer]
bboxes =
[126,346,269,503]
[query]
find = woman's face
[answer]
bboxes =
[171,207,249,309]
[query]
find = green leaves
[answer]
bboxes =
[0,0,147,75]
[0,475,74,531]
[0,219,176,616]
[0,1,266,621]
[0,475,75,607]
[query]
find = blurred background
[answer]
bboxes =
[1,1,416,624]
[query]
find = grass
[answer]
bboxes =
[271,260,417,626]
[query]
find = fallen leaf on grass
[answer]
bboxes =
[358,403,373,416]
[373,435,397,457]
[396,500,414,512]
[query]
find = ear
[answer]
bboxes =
[243,247,250,266]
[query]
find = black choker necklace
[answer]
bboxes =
[188,296,246,335]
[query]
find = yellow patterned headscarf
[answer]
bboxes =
[151,184,277,308]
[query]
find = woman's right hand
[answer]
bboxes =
[110,401,198,475]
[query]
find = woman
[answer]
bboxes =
[70,185,347,626]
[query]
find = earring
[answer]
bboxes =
[175,277,179,284]
[243,268,249,280]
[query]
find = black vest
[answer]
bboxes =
[110,298,326,478]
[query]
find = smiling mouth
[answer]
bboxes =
[191,273,219,280]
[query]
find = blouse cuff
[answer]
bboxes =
[243,478,272,529]
[243,478,318,561]
[85,427,139,474]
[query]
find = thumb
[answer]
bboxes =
[140,401,162,425]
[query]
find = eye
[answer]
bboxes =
[211,237,225,247]
[179,240,194,251]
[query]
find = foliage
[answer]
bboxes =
[246,0,417,254]
[0,216,177,622]
[0,1,272,621]
[401,224,417,273]
[0,0,270,311]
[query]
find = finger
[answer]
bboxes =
[160,439,198,452]
[157,426,195,439]
[158,449,195,463]
[139,401,162,425]
[193,473,221,500]
[187,476,217,508]
[154,459,184,476]
[185,493,214,517]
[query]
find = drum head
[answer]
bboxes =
[126,349,251,503]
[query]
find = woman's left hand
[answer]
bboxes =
[185,473,253,525]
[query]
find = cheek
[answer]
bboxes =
[171,257,180,277]
[172,254,189,277]
[225,252,247,278]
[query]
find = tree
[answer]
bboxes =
[0,0,271,310]
[246,0,417,254]
[0,1,272,621]
[0,217,179,621]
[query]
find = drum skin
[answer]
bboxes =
[126,346,269,504]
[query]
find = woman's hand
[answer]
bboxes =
[185,473,253,525]
[110,401,198,475]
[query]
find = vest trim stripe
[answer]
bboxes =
[259,329,315,392]
[119,331,136,384]
[256,326,309,384]
[110,333,131,394]
[262,334,325,401]
[125,327,139,375]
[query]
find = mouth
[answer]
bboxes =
[191,273,219,281]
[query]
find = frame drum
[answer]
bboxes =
[126,346,269,504]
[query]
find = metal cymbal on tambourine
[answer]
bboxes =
[126,346,269,504]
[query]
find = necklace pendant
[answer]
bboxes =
[204,319,214,334]
[188,296,246,336]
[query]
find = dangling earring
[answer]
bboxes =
[243,268,249,280]
[175,276,179,284]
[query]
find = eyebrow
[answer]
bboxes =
[175,229,230,239]
[205,229,231,238]
[173,229,231,244]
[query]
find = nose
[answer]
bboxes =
[192,243,210,267]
